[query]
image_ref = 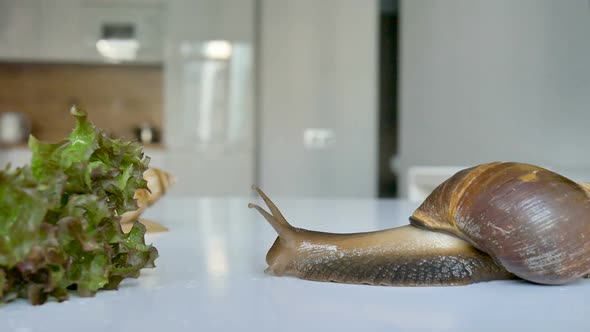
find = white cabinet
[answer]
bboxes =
[0,0,165,64]
[258,0,378,197]
[75,2,165,64]
[0,0,41,60]
[37,0,87,63]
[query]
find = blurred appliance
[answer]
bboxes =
[134,122,161,144]
[162,40,255,195]
[0,112,30,145]
[81,2,164,63]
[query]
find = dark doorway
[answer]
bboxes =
[378,0,399,198]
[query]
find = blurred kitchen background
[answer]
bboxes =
[0,0,589,201]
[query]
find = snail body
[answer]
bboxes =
[249,162,590,285]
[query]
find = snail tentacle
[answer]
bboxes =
[248,202,295,240]
[251,185,289,225]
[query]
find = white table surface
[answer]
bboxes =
[2,196,589,332]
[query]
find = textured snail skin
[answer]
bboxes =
[249,162,590,286]
[262,225,513,285]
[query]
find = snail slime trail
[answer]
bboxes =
[248,162,590,286]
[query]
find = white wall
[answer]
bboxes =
[259,0,378,197]
[399,0,590,198]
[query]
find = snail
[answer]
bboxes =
[248,162,590,286]
[120,167,175,233]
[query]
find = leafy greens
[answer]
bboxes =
[0,107,158,305]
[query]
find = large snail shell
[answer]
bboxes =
[411,162,590,284]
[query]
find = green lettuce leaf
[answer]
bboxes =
[0,106,158,305]
[0,167,47,267]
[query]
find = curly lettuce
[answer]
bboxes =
[0,107,158,305]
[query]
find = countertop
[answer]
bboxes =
[1,197,589,332]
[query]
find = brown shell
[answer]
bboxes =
[411,162,590,284]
